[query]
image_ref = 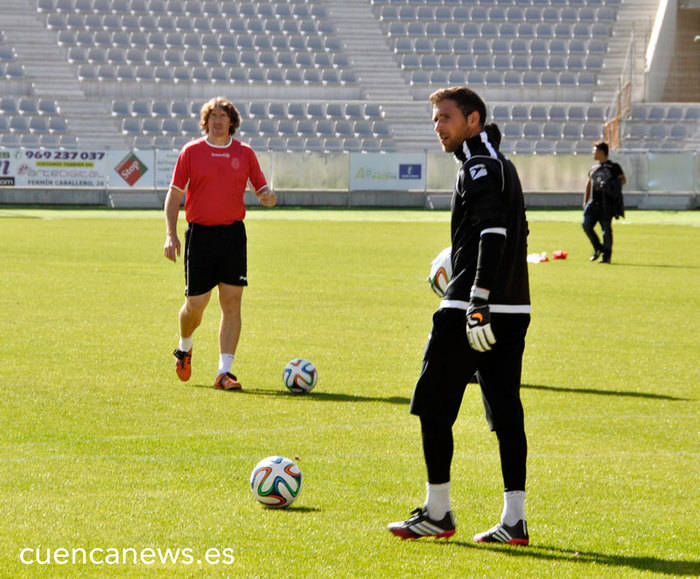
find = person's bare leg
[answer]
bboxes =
[217,283,243,356]
[174,291,211,381]
[211,283,244,389]
[179,291,211,340]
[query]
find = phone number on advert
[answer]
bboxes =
[23,151,106,161]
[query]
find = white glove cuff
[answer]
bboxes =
[470,287,490,301]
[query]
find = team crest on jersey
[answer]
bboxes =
[231,158,240,170]
[469,164,488,180]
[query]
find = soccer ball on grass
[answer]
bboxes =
[283,358,318,394]
[249,456,302,508]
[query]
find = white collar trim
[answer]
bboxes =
[205,137,233,148]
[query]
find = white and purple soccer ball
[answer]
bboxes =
[283,358,318,394]
[250,456,302,508]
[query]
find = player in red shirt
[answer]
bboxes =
[163,97,276,390]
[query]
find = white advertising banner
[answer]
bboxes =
[0,148,108,188]
[349,152,426,191]
[107,149,155,189]
[155,149,180,190]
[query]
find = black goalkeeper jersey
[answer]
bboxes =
[442,131,531,314]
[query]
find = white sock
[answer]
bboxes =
[178,336,193,352]
[424,481,451,521]
[501,490,526,526]
[218,353,235,376]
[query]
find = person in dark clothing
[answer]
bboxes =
[582,141,626,264]
[388,87,532,546]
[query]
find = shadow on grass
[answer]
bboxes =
[186,384,411,405]
[262,506,321,514]
[522,383,690,401]
[445,541,700,576]
[243,388,411,406]
[189,383,687,403]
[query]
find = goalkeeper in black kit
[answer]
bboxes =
[388,87,532,545]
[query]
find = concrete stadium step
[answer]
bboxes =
[592,0,657,103]
[326,0,412,103]
[326,0,423,146]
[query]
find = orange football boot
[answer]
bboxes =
[173,348,192,382]
[214,372,242,390]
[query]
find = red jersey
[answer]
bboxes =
[170,137,267,225]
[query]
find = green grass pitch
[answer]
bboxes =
[0,207,698,577]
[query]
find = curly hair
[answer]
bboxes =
[199,97,241,136]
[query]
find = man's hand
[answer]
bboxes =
[257,188,277,207]
[466,298,496,352]
[163,234,180,263]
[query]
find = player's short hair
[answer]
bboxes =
[429,87,487,128]
[594,141,609,156]
[200,97,241,136]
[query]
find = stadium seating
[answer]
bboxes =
[29,0,378,151]
[107,97,393,151]
[0,0,695,153]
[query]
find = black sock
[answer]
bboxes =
[496,428,527,492]
[420,416,454,484]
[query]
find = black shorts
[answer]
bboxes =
[184,221,247,297]
[410,308,530,432]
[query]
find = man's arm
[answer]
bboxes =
[583,178,591,207]
[613,162,627,186]
[465,230,505,353]
[461,158,508,352]
[163,186,185,262]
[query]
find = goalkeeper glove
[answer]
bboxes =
[466,298,496,352]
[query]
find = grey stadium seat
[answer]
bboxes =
[326,103,345,119]
[121,117,140,134]
[181,118,200,135]
[288,103,308,119]
[170,101,189,117]
[365,104,383,119]
[0,133,21,147]
[582,123,603,140]
[297,120,317,137]
[343,138,363,152]
[162,118,181,135]
[269,103,289,119]
[323,138,343,153]
[542,123,562,140]
[304,137,325,153]
[354,121,374,138]
[278,120,297,137]
[307,103,327,119]
[335,121,354,137]
[316,120,336,136]
[40,134,61,148]
[562,123,582,140]
[20,134,41,148]
[668,125,687,139]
